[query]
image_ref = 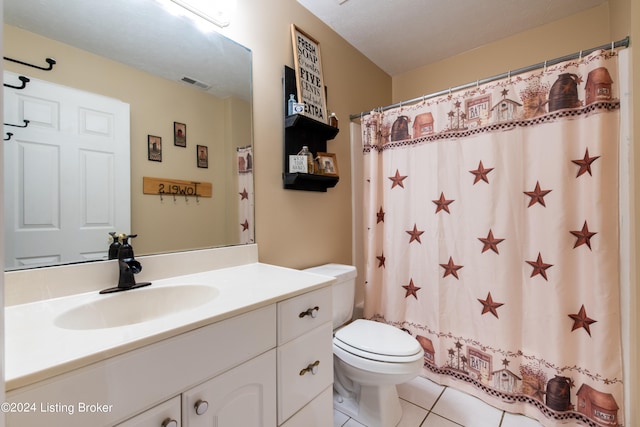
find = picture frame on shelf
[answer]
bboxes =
[174,121,187,147]
[316,152,338,177]
[197,145,208,168]
[148,135,162,162]
[290,24,328,124]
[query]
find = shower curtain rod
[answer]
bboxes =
[349,36,630,121]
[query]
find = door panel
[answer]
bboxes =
[4,71,130,269]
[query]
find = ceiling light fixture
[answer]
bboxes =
[169,0,231,27]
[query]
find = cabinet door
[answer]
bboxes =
[183,349,276,427]
[116,396,181,427]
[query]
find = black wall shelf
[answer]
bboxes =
[283,66,339,192]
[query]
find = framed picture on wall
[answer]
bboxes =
[290,24,328,124]
[197,145,208,168]
[316,152,338,177]
[174,122,187,147]
[148,135,162,162]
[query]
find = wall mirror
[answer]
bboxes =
[3,0,254,270]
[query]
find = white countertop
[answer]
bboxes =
[5,262,334,391]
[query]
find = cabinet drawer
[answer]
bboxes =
[277,286,332,345]
[280,386,333,427]
[116,396,181,427]
[277,322,333,424]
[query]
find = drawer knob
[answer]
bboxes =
[299,360,320,376]
[299,306,319,318]
[194,399,209,416]
[161,419,178,427]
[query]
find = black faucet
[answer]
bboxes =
[100,234,152,294]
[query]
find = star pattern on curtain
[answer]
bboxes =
[568,304,597,336]
[403,279,421,299]
[572,148,600,177]
[469,161,494,184]
[524,181,552,207]
[406,224,425,243]
[433,192,455,214]
[478,292,504,318]
[440,257,463,279]
[389,169,408,188]
[570,221,597,249]
[478,229,505,254]
[525,252,553,281]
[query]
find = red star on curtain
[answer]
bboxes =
[239,188,249,200]
[433,192,455,214]
[406,224,425,244]
[377,207,385,223]
[570,221,598,249]
[440,257,463,279]
[389,169,408,188]
[526,253,553,281]
[376,253,386,268]
[478,292,504,318]
[402,279,421,299]
[240,220,249,231]
[469,161,494,184]
[524,181,552,207]
[568,305,597,336]
[572,148,600,177]
[478,229,505,254]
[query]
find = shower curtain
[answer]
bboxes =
[237,145,254,244]
[361,49,627,426]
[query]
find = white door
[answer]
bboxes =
[3,71,130,269]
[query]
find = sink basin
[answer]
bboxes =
[54,284,220,330]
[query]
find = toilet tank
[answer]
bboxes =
[304,264,357,329]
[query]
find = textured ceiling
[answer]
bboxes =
[297,0,608,76]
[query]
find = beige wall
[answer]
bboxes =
[3,25,247,256]
[219,0,391,269]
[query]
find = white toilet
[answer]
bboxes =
[304,264,424,427]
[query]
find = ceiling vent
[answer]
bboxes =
[180,76,211,90]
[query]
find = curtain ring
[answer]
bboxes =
[611,41,615,55]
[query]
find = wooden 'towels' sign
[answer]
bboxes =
[143,176,212,197]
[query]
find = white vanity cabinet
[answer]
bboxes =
[115,397,181,427]
[5,281,334,427]
[276,286,334,426]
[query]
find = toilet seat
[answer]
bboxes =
[334,319,423,363]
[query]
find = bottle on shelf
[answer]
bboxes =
[297,146,315,174]
[287,94,297,115]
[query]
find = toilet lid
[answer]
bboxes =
[334,319,422,361]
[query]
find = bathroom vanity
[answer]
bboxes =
[4,245,335,427]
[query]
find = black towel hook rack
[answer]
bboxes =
[4,75,30,90]
[4,132,13,141]
[4,119,30,128]
[4,56,56,71]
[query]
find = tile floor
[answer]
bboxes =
[333,376,544,427]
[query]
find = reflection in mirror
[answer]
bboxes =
[3,0,254,271]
